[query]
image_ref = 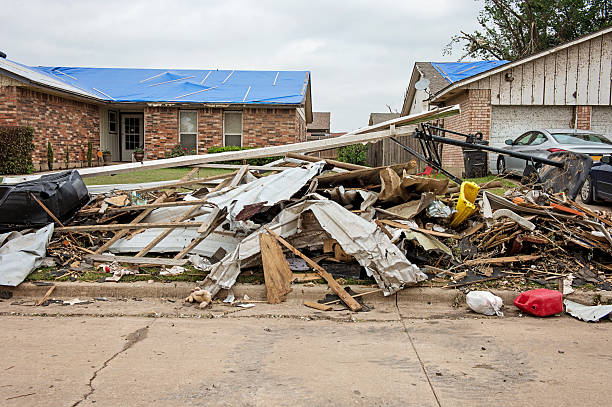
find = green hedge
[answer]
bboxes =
[0,126,35,175]
[337,144,368,166]
[206,146,281,166]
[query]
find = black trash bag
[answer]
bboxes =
[0,170,89,231]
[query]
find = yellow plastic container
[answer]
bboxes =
[450,181,480,228]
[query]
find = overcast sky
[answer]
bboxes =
[1,0,481,131]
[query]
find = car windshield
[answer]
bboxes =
[551,132,612,145]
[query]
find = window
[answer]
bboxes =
[552,132,612,145]
[109,111,118,134]
[530,132,548,146]
[224,111,242,147]
[514,132,533,146]
[179,110,198,153]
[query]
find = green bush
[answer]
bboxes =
[47,141,54,171]
[337,144,368,166]
[0,126,35,175]
[165,144,187,158]
[206,145,281,166]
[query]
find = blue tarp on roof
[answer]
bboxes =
[10,61,310,105]
[431,60,509,84]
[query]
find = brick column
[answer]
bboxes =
[574,106,591,130]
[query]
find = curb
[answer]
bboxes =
[5,282,611,307]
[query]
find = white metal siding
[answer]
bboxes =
[489,106,573,172]
[591,106,612,137]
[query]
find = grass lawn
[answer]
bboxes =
[83,167,233,186]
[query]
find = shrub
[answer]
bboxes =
[0,126,35,175]
[87,141,93,167]
[337,144,368,166]
[206,145,281,166]
[47,141,54,171]
[165,144,187,158]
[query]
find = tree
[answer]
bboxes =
[447,0,612,61]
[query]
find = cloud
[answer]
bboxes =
[0,0,481,130]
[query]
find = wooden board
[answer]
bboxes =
[303,300,332,311]
[260,233,293,304]
[264,227,362,312]
[285,152,367,171]
[56,221,206,232]
[316,161,416,186]
[463,255,541,266]
[85,254,188,266]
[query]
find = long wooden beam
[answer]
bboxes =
[56,222,206,233]
[2,105,457,182]
[285,152,367,171]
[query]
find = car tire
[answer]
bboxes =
[580,175,594,204]
[497,156,506,175]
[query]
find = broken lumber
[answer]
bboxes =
[36,285,55,306]
[56,222,206,232]
[379,219,460,238]
[260,233,293,304]
[463,255,541,266]
[85,254,188,266]
[173,207,227,259]
[303,300,332,311]
[316,161,417,187]
[264,227,362,312]
[79,199,210,214]
[285,152,367,171]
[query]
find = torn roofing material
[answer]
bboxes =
[1,58,310,105]
[0,224,54,286]
[199,197,427,298]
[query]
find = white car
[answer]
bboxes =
[497,129,612,175]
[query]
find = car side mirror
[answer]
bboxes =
[601,155,611,165]
[504,139,513,145]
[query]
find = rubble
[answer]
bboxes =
[1,134,612,316]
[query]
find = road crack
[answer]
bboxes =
[396,295,442,407]
[72,323,152,406]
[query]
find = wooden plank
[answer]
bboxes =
[554,48,568,104]
[544,54,557,105]
[521,61,534,105]
[85,254,188,266]
[173,207,227,260]
[532,57,545,104]
[132,171,236,193]
[228,165,249,188]
[56,221,206,233]
[566,44,580,104]
[94,168,199,254]
[264,227,362,312]
[36,285,55,306]
[303,300,332,311]
[600,33,612,105]
[1,106,458,182]
[490,73,501,105]
[260,233,293,304]
[464,255,541,266]
[322,289,383,305]
[80,199,210,214]
[510,66,523,105]
[316,161,416,186]
[286,152,367,170]
[588,36,603,105]
[577,40,591,105]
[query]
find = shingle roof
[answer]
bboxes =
[414,62,448,95]
[307,112,330,131]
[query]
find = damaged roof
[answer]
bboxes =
[0,58,311,107]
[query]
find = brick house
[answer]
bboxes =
[402,26,612,176]
[0,57,312,170]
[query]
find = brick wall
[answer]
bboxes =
[440,89,491,176]
[2,86,100,170]
[242,107,300,147]
[198,108,223,152]
[144,106,179,159]
[574,105,591,130]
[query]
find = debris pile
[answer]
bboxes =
[1,152,611,316]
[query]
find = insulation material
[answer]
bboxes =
[200,197,427,298]
[0,224,54,286]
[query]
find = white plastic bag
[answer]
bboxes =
[466,291,504,317]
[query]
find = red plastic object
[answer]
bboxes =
[513,289,563,317]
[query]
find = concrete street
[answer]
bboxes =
[1,298,610,407]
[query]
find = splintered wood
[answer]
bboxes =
[260,233,293,304]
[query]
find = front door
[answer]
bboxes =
[121,114,144,161]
